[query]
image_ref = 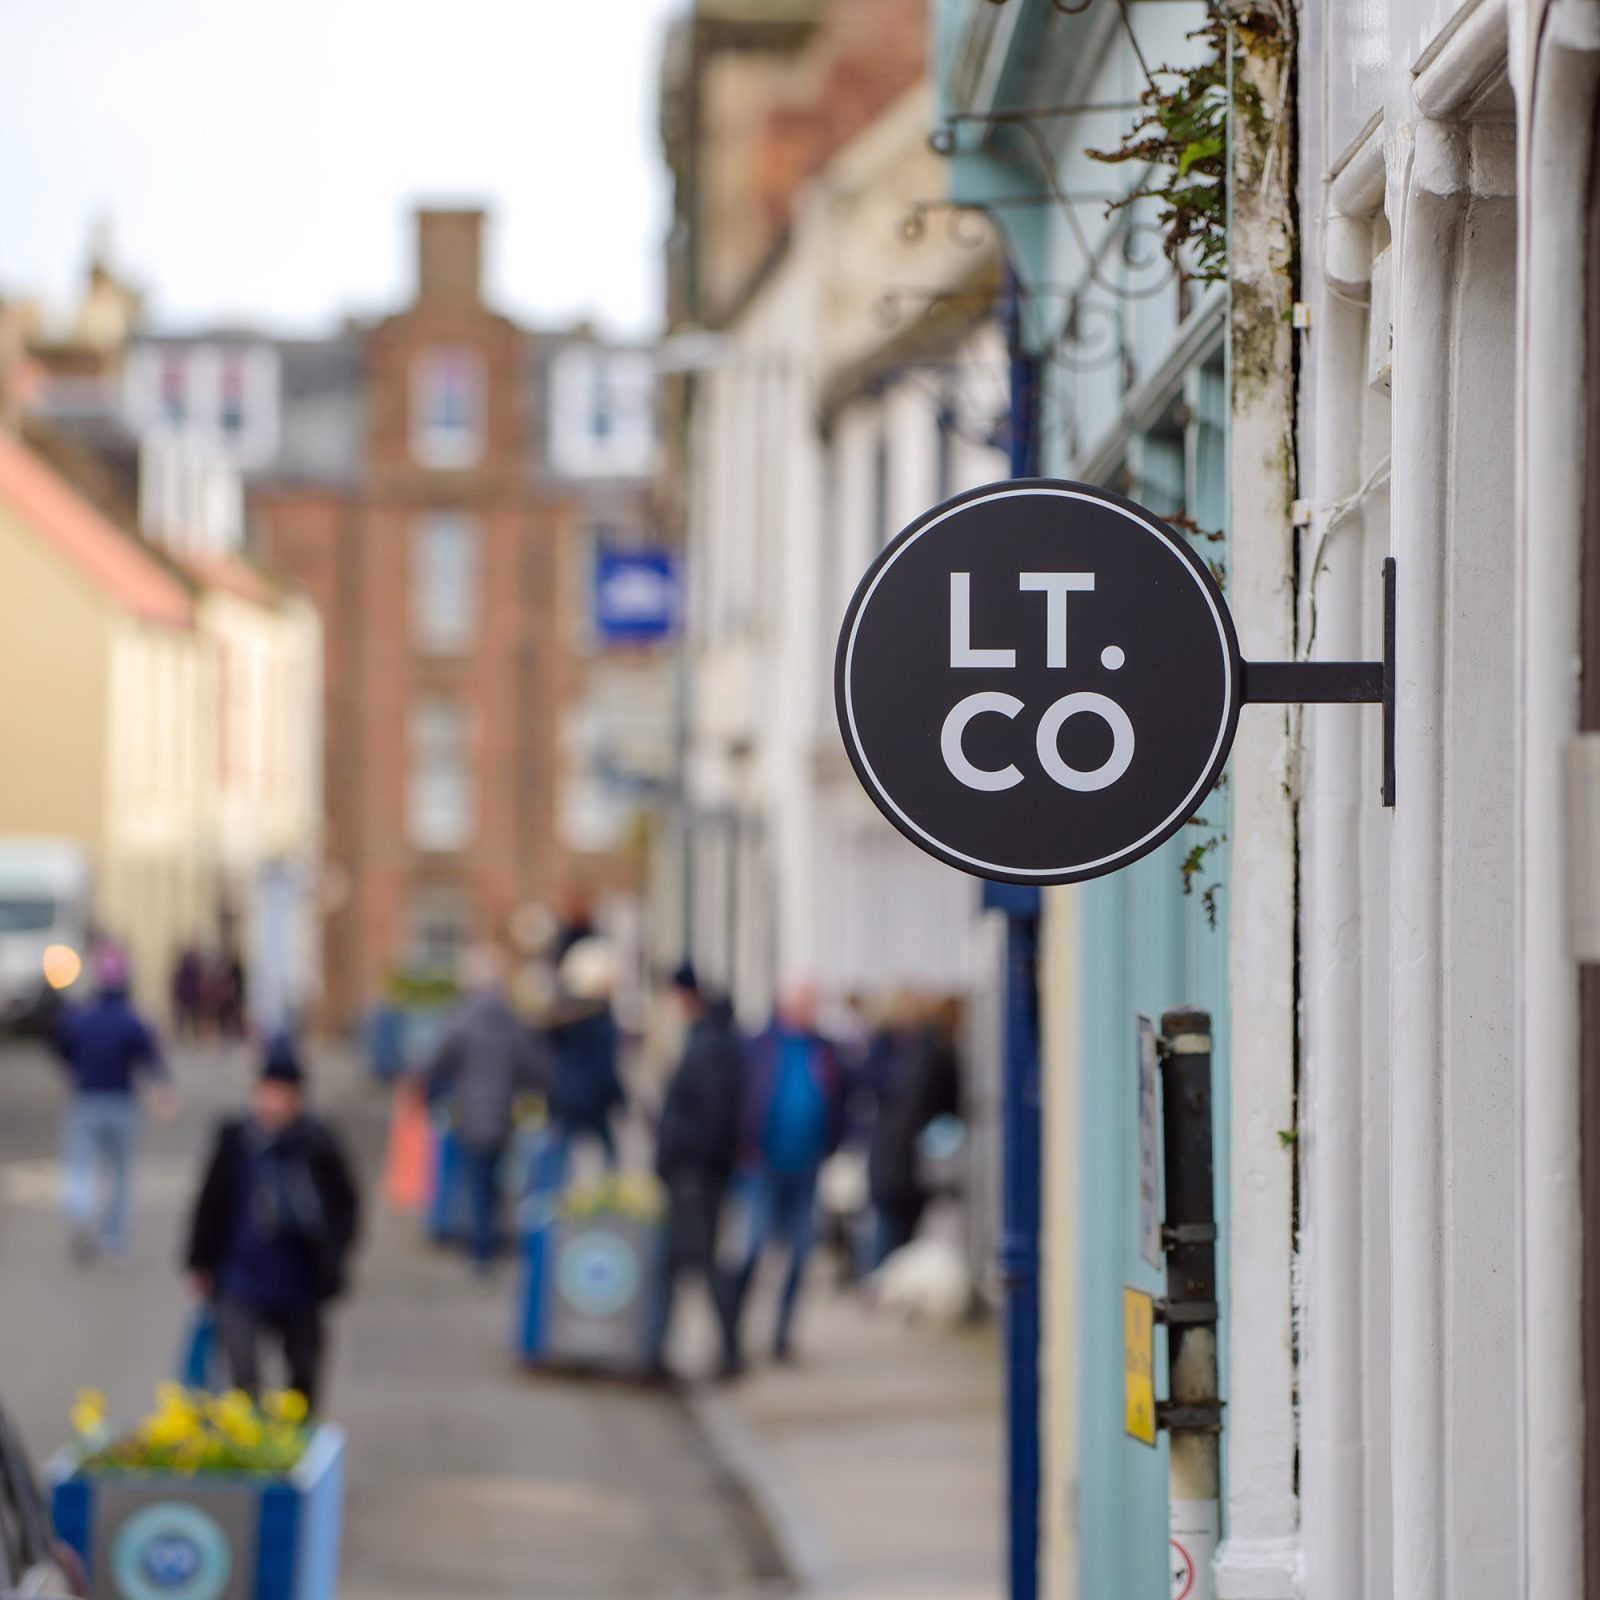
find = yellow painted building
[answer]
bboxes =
[0,427,209,1017]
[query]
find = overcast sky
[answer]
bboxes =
[0,0,681,338]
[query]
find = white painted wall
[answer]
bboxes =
[1289,3,1595,1597]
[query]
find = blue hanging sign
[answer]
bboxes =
[594,546,679,645]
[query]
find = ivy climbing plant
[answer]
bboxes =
[1086,7,1229,283]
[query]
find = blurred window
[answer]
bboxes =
[412,511,481,654]
[160,351,186,422]
[935,399,954,503]
[407,699,473,851]
[410,890,472,972]
[0,898,56,933]
[219,352,246,435]
[872,431,890,547]
[591,359,613,440]
[412,347,484,469]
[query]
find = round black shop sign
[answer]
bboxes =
[834,479,1241,885]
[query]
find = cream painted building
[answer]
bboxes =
[190,563,322,1033]
[140,427,324,1029]
[683,82,1009,1020]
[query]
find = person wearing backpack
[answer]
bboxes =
[427,945,548,1273]
[185,1042,359,1411]
[732,990,845,1361]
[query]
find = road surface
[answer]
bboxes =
[0,1034,774,1599]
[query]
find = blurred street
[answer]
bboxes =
[0,1038,773,1600]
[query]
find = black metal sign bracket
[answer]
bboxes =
[1238,558,1397,808]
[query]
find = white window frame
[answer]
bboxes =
[411,347,485,470]
[406,699,474,851]
[411,511,482,655]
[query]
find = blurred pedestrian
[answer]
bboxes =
[214,948,247,1039]
[426,945,547,1273]
[648,963,745,1380]
[55,942,175,1262]
[185,1041,359,1411]
[734,989,845,1361]
[542,937,625,1185]
[551,888,596,966]
[868,995,962,1265]
[171,945,204,1040]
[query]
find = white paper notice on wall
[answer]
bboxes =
[1170,1499,1218,1600]
[1566,733,1600,962]
[1138,1015,1162,1270]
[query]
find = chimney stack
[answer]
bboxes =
[415,208,484,305]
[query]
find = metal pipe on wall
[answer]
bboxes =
[999,264,1042,1600]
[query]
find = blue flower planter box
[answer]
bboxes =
[514,1207,667,1375]
[50,1424,344,1600]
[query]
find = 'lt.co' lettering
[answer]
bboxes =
[941,570,1134,793]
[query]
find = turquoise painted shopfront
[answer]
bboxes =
[933,2,1232,1594]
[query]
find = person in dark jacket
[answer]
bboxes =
[648,963,745,1379]
[733,990,846,1361]
[171,946,205,1040]
[427,946,547,1272]
[185,1044,359,1411]
[868,999,962,1264]
[56,942,175,1262]
[542,937,624,1184]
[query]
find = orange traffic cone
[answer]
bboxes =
[383,1078,432,1213]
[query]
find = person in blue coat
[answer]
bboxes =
[55,942,175,1262]
[733,990,845,1361]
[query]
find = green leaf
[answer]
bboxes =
[1177,135,1223,177]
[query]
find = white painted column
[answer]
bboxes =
[1215,53,1299,1593]
[1296,208,1374,1600]
[1384,121,1466,1600]
[1517,5,1600,1595]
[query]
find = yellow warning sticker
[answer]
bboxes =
[1123,1286,1156,1446]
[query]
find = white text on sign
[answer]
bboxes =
[942,571,1134,793]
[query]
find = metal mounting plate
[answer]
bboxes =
[1237,557,1397,807]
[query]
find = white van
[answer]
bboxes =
[0,839,91,1029]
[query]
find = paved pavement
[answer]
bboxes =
[692,1267,1003,1600]
[0,1035,772,1600]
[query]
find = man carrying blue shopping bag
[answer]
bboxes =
[185,1042,359,1411]
[177,1301,219,1389]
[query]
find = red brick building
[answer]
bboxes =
[254,211,574,1027]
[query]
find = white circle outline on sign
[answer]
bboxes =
[840,484,1236,880]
